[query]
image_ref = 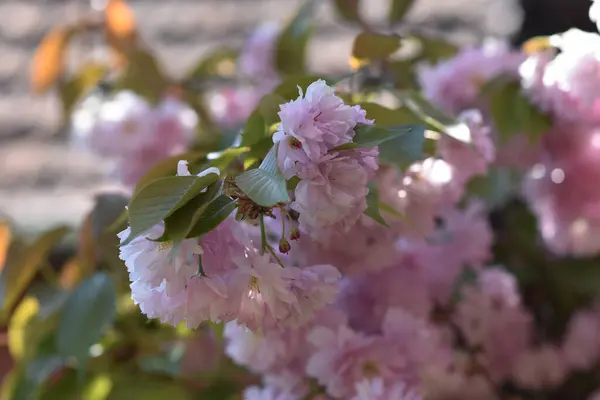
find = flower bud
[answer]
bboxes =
[290,226,301,241]
[279,238,291,254]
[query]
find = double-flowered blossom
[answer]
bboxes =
[120,161,341,331]
[417,40,524,114]
[351,378,422,400]
[521,29,600,125]
[562,305,600,371]
[454,268,533,382]
[273,80,378,239]
[72,91,197,186]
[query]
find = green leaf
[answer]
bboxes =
[139,342,185,377]
[116,49,169,104]
[337,123,419,148]
[410,34,458,63]
[466,168,520,208]
[161,180,224,242]
[275,0,316,75]
[235,145,289,207]
[133,152,206,196]
[397,90,471,143]
[485,76,552,143]
[56,273,116,365]
[389,0,415,24]
[364,184,389,227]
[186,195,237,238]
[334,123,426,170]
[241,111,267,146]
[208,146,250,172]
[332,0,362,23]
[378,125,426,169]
[108,377,190,400]
[287,176,301,191]
[352,32,401,60]
[257,93,286,126]
[185,48,238,80]
[0,226,70,321]
[379,201,406,220]
[124,173,220,244]
[60,63,109,118]
[358,102,421,127]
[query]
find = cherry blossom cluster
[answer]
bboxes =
[111,2,600,398]
[519,25,600,255]
[71,90,197,186]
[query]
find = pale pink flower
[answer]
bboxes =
[512,345,568,390]
[523,29,600,124]
[231,248,297,331]
[129,274,232,328]
[239,22,280,87]
[352,378,423,400]
[292,154,369,239]
[523,123,600,255]
[417,40,524,113]
[224,321,299,373]
[209,87,262,129]
[116,146,175,186]
[306,324,394,398]
[562,307,600,371]
[437,110,495,183]
[117,223,201,295]
[292,214,401,276]
[243,385,299,400]
[71,91,196,159]
[280,264,342,328]
[225,308,347,385]
[274,80,372,164]
[382,308,451,388]
[422,354,500,400]
[454,268,533,381]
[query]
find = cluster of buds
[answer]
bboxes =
[276,206,301,254]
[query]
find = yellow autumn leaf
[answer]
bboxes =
[522,36,552,55]
[0,221,11,271]
[30,27,74,93]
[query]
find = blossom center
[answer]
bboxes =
[362,360,380,378]
[289,137,302,149]
[248,275,261,294]
[158,241,173,251]
[122,119,138,135]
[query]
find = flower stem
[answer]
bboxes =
[259,214,267,255]
[266,245,285,268]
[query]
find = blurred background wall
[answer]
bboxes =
[0,0,594,235]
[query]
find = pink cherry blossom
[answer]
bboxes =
[243,385,299,400]
[239,22,280,88]
[306,324,393,398]
[72,91,196,159]
[562,306,600,371]
[117,223,201,295]
[523,123,600,255]
[291,154,369,240]
[512,345,568,390]
[352,378,423,400]
[274,80,372,164]
[417,40,524,113]
[454,268,533,381]
[520,29,600,125]
[230,248,298,331]
[280,264,342,328]
[437,110,495,183]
